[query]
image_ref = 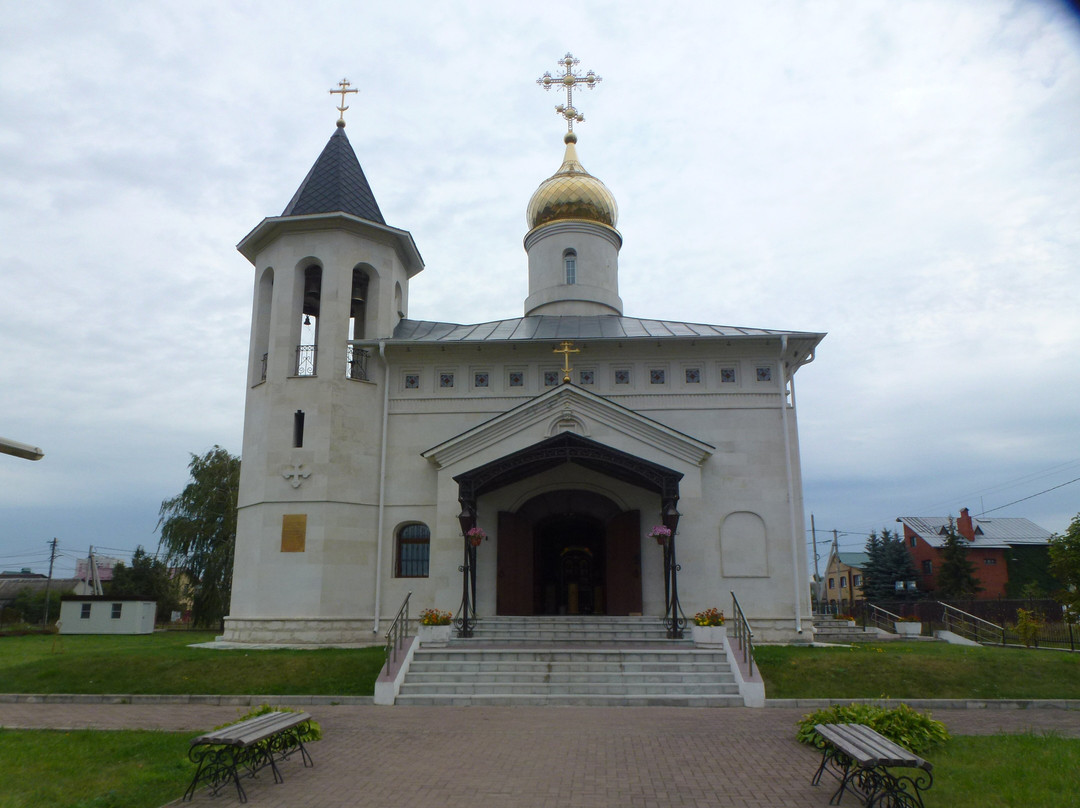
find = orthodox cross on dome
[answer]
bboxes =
[329,78,358,126]
[537,52,601,133]
[554,340,581,383]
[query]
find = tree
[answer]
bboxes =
[108,546,181,623]
[1048,512,1080,618]
[936,518,981,599]
[157,447,240,628]
[861,528,920,602]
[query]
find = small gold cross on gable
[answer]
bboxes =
[537,53,601,133]
[553,341,581,383]
[329,78,358,125]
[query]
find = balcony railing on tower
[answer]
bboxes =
[346,345,369,380]
[294,344,317,376]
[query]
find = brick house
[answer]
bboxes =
[896,508,1052,598]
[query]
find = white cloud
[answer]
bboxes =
[1,0,1078,573]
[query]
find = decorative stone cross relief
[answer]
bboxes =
[282,464,311,489]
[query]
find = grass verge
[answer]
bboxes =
[0,729,190,808]
[0,632,385,696]
[756,641,1080,699]
[931,733,1080,808]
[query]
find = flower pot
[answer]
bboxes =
[894,621,922,637]
[691,624,726,648]
[416,624,452,646]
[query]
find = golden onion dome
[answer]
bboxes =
[527,133,618,231]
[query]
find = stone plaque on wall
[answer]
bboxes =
[281,514,307,552]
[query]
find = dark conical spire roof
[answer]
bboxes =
[281,124,385,224]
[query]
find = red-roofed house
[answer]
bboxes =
[897,508,1052,598]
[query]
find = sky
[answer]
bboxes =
[2,0,1079,580]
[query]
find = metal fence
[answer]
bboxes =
[846,598,1077,651]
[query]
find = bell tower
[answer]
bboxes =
[225,81,424,643]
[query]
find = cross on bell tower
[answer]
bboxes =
[329,78,358,126]
[537,52,601,133]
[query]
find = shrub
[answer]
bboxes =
[1015,609,1044,648]
[217,703,322,742]
[796,702,949,754]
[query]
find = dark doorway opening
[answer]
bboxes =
[496,489,642,616]
[534,514,605,615]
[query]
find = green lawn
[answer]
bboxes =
[930,733,1080,808]
[0,631,385,695]
[0,729,190,808]
[756,641,1080,700]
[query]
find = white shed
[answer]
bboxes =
[59,596,156,634]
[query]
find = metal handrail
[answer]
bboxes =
[863,602,903,634]
[730,591,756,678]
[384,591,412,666]
[940,601,1005,645]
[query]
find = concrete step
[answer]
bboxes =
[395,693,747,707]
[396,615,743,707]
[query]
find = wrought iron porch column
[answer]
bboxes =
[661,494,686,639]
[455,486,478,638]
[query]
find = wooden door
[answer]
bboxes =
[496,511,533,615]
[605,510,642,615]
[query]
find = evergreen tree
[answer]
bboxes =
[108,546,181,623]
[157,447,240,628]
[936,518,981,599]
[861,528,920,601]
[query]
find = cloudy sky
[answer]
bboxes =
[2,1,1078,579]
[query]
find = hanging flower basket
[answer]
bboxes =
[466,527,486,547]
[648,525,672,545]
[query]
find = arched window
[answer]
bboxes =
[296,264,321,376]
[253,267,273,383]
[395,523,430,578]
[350,268,369,340]
[564,249,577,285]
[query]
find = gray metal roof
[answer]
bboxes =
[837,552,871,568]
[392,316,824,343]
[898,516,1052,549]
[281,126,385,223]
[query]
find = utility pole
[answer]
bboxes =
[810,514,821,607]
[41,538,58,627]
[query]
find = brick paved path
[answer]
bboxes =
[2,703,1077,807]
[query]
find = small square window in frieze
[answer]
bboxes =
[404,373,420,390]
[685,368,701,384]
[720,367,737,384]
[756,366,772,382]
[544,370,559,387]
[579,369,594,385]
[439,372,455,388]
[474,372,489,388]
[508,371,524,387]
[650,369,666,385]
[614,369,631,385]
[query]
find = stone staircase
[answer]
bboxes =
[812,616,894,643]
[395,616,744,707]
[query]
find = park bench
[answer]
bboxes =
[183,710,314,803]
[811,723,933,807]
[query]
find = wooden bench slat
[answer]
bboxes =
[815,723,931,772]
[191,711,311,748]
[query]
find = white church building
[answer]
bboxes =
[223,65,825,646]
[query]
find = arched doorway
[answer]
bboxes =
[496,490,642,616]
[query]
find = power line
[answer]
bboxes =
[978,475,1080,516]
